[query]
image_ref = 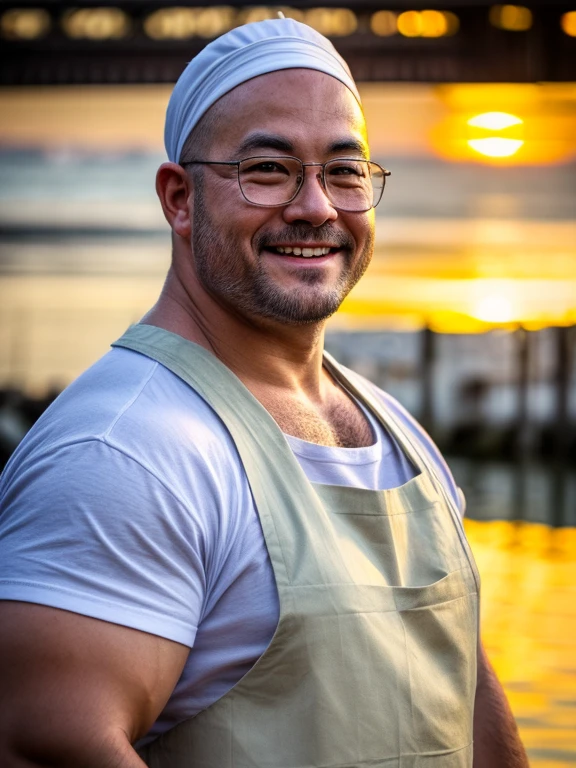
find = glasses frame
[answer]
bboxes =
[181,155,391,213]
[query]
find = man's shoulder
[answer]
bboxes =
[3,346,244,490]
[0,347,257,650]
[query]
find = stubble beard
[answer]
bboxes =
[192,184,374,326]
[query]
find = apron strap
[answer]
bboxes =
[323,350,482,594]
[112,324,345,588]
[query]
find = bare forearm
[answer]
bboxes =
[473,648,529,768]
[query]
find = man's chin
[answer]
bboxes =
[251,286,346,326]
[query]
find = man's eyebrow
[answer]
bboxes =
[235,133,294,155]
[328,138,369,157]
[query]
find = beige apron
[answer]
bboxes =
[113,324,480,768]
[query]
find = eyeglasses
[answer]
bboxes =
[181,156,391,213]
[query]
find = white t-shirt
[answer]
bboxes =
[0,347,463,743]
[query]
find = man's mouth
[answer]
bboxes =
[266,246,336,258]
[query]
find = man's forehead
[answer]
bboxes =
[212,69,368,154]
[221,67,358,110]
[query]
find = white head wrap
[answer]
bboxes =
[165,17,361,163]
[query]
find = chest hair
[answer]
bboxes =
[262,390,374,448]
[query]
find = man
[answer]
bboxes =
[0,17,527,768]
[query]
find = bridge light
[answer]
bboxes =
[489,5,533,31]
[238,7,277,23]
[370,11,398,37]
[1,8,51,39]
[420,10,452,37]
[195,7,236,37]
[438,11,460,35]
[62,8,130,40]
[561,11,576,36]
[304,8,357,36]
[397,10,459,38]
[144,8,197,39]
[144,7,236,40]
[238,7,304,24]
[397,11,422,37]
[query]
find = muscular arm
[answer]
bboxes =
[0,601,189,768]
[473,642,529,767]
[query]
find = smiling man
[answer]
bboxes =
[0,17,528,768]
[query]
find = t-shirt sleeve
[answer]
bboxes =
[0,438,210,647]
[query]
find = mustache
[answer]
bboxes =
[254,225,354,251]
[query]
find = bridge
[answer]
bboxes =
[1,1,575,85]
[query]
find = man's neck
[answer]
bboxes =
[140,268,328,400]
[141,268,374,448]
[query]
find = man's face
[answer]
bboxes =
[188,69,375,326]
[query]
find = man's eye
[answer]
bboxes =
[329,162,364,176]
[244,161,290,175]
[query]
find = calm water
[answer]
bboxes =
[450,457,576,529]
[454,457,576,766]
[466,519,576,767]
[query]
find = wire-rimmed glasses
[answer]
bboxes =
[181,156,391,212]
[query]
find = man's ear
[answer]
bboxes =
[155,162,193,239]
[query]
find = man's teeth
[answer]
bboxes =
[274,246,332,257]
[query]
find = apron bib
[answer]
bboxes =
[113,324,480,768]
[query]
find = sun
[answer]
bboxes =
[467,112,523,131]
[466,111,525,158]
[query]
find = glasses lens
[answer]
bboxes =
[324,159,384,212]
[238,157,301,206]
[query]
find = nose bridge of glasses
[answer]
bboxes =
[297,161,329,196]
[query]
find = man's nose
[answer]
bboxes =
[282,167,338,226]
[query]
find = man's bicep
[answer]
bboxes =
[0,439,208,646]
[0,600,189,765]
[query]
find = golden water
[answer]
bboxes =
[465,520,576,766]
